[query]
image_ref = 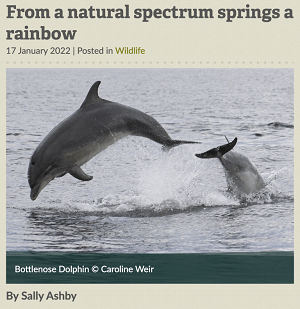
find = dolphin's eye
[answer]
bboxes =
[31,161,35,166]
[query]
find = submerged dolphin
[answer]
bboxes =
[195,138,265,195]
[28,81,200,200]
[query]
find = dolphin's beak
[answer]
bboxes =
[30,185,41,201]
[29,175,53,201]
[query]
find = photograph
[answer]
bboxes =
[6,68,294,254]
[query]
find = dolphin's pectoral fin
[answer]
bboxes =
[57,172,67,178]
[68,166,93,181]
[195,138,238,159]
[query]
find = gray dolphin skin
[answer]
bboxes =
[195,138,265,195]
[28,81,200,200]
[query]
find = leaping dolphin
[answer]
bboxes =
[28,81,200,200]
[195,137,265,196]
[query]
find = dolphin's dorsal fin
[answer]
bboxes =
[80,81,101,108]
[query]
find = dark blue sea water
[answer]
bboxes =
[6,68,294,252]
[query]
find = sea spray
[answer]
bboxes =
[136,146,228,209]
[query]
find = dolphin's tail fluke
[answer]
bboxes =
[195,137,237,159]
[163,140,201,151]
